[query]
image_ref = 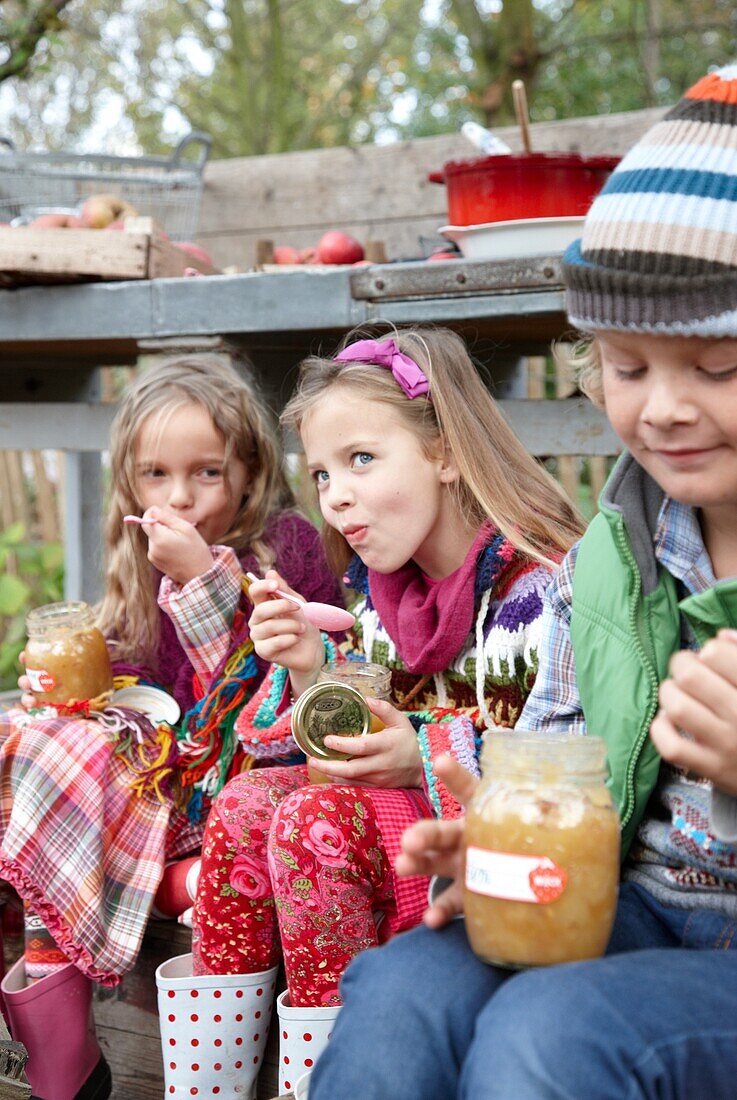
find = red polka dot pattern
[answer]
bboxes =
[276,990,339,1095]
[158,971,277,1098]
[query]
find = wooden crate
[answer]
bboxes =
[0,218,217,287]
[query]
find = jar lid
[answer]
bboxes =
[291,681,371,760]
[110,685,181,726]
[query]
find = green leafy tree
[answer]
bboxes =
[0,522,64,690]
[0,0,75,83]
[0,0,735,154]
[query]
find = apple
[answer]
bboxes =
[28,213,84,228]
[299,247,317,264]
[106,220,126,230]
[173,241,213,266]
[316,231,364,265]
[80,193,138,229]
[428,250,460,262]
[273,245,302,264]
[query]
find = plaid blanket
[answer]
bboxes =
[0,707,201,986]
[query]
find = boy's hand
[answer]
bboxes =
[311,699,423,789]
[16,651,35,711]
[651,629,737,797]
[395,755,479,929]
[247,569,324,691]
[141,507,212,586]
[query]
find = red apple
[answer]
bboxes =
[106,220,126,230]
[173,241,213,266]
[428,250,459,262]
[299,247,317,264]
[315,231,364,265]
[273,245,302,264]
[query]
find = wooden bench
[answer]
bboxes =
[0,1015,30,1099]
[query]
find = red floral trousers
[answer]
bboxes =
[191,765,400,1007]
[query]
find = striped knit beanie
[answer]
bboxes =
[563,63,737,337]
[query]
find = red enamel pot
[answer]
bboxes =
[429,152,620,226]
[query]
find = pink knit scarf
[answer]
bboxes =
[367,523,494,675]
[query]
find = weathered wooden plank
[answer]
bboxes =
[498,398,621,457]
[197,108,662,267]
[0,404,115,450]
[0,396,617,458]
[0,220,215,286]
[0,228,149,280]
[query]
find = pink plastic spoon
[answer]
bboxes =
[124,514,160,525]
[124,514,195,527]
[246,571,355,632]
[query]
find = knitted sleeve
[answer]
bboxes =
[414,712,481,820]
[234,635,341,760]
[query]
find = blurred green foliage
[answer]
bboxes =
[0,523,64,692]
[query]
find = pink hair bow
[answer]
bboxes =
[334,338,430,400]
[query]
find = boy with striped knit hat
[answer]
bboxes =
[310,62,737,1100]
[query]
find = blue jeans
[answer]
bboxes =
[310,883,737,1099]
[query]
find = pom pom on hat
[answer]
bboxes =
[563,63,737,337]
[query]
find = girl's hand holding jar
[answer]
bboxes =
[314,698,423,788]
[294,661,423,788]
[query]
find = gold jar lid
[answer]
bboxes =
[291,681,371,760]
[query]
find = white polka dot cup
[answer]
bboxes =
[276,990,340,1095]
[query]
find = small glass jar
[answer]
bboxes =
[298,661,392,783]
[463,732,620,969]
[25,601,113,708]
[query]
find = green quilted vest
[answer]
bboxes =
[571,502,737,858]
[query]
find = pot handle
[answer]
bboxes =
[427,171,445,184]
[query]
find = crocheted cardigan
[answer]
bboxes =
[236,531,552,819]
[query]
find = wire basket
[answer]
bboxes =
[0,132,212,241]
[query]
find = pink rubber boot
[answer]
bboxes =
[1,957,111,1100]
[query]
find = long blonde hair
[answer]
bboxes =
[98,354,293,660]
[283,325,584,574]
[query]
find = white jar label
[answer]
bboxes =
[465,846,567,904]
[25,667,57,693]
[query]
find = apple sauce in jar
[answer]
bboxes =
[463,732,620,969]
[25,601,113,708]
[295,661,391,784]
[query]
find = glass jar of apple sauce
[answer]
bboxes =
[25,601,113,708]
[296,661,391,784]
[463,732,620,969]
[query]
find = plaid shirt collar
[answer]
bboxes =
[654,497,717,596]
